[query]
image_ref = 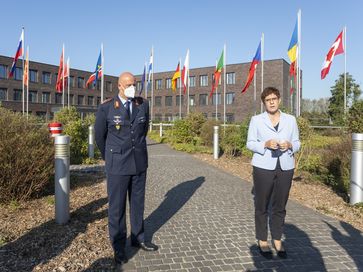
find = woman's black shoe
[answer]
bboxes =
[273,241,287,259]
[258,241,273,259]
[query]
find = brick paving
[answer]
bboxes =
[105,141,363,272]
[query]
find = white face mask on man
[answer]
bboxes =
[124,85,135,98]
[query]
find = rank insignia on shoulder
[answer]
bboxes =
[102,97,113,104]
[114,100,120,109]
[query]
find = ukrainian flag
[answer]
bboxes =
[287,20,298,63]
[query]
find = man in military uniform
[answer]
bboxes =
[95,72,158,265]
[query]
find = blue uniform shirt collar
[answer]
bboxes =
[118,95,132,113]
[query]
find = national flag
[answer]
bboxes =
[181,49,189,94]
[23,48,29,87]
[289,60,297,94]
[321,30,344,80]
[146,49,153,91]
[172,62,180,91]
[287,20,298,63]
[139,63,146,95]
[56,47,64,92]
[8,29,24,78]
[241,42,261,93]
[86,51,102,87]
[210,49,224,97]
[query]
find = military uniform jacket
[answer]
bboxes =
[95,95,149,175]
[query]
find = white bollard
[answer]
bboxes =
[213,126,219,160]
[88,125,95,159]
[350,133,363,205]
[160,123,163,138]
[54,135,70,224]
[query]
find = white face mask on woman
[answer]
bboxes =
[124,85,135,98]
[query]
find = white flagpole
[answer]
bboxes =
[187,64,190,116]
[254,69,256,115]
[22,28,25,115]
[26,46,29,118]
[101,43,104,103]
[344,26,347,114]
[151,46,154,122]
[223,43,226,129]
[297,9,301,116]
[67,57,70,108]
[215,60,218,121]
[144,61,147,99]
[179,58,182,119]
[261,33,264,113]
[62,43,65,108]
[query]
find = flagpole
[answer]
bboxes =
[254,70,256,115]
[261,33,264,113]
[26,46,29,119]
[297,9,301,116]
[67,58,70,108]
[151,46,154,122]
[22,28,25,116]
[101,43,104,103]
[62,43,65,108]
[344,26,347,114]
[144,61,147,99]
[179,57,182,119]
[187,66,190,116]
[223,43,226,130]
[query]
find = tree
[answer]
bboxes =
[328,73,361,125]
[347,100,363,133]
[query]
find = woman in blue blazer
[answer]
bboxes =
[246,87,300,259]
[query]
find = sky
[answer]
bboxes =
[1,0,362,99]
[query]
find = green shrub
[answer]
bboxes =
[185,112,206,137]
[220,126,243,157]
[347,100,363,133]
[172,119,193,144]
[54,107,100,164]
[0,108,54,203]
[200,120,220,146]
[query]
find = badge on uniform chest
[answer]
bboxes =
[113,115,122,130]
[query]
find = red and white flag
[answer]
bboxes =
[181,49,189,94]
[321,30,344,80]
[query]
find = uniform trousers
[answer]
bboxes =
[253,160,294,241]
[106,171,146,251]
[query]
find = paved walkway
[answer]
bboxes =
[104,141,362,271]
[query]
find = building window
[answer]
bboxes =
[15,67,23,80]
[42,92,50,103]
[199,94,208,106]
[226,113,235,123]
[189,95,195,107]
[155,79,162,90]
[211,113,222,120]
[155,96,162,107]
[199,75,208,87]
[165,96,172,106]
[166,78,172,89]
[0,88,7,100]
[29,70,37,82]
[189,76,196,87]
[55,93,62,104]
[88,96,94,106]
[13,89,22,101]
[212,93,221,105]
[78,95,84,105]
[97,97,101,105]
[78,77,85,88]
[0,65,7,79]
[227,72,235,85]
[69,76,75,87]
[226,92,235,105]
[176,95,184,106]
[36,111,47,119]
[136,81,142,92]
[69,94,74,105]
[42,72,51,84]
[29,91,37,103]
[106,81,112,92]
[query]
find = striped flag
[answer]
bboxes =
[139,63,146,95]
[23,47,29,87]
[56,47,64,93]
[146,49,153,93]
[241,42,261,93]
[172,62,180,91]
[210,49,224,97]
[181,49,189,94]
[86,50,103,87]
[8,29,24,78]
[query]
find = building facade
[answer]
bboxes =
[0,55,293,122]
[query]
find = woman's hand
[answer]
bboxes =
[265,139,279,149]
[278,140,292,151]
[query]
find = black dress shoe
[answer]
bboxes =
[114,249,128,264]
[131,241,159,251]
[273,241,287,259]
[258,241,273,260]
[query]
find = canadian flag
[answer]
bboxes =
[321,30,344,80]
